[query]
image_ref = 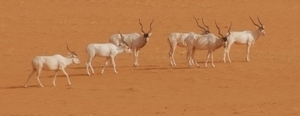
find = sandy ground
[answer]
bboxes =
[0,0,300,115]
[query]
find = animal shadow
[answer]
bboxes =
[4,85,40,89]
[46,73,87,78]
[135,65,191,70]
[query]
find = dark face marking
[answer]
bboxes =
[222,37,228,42]
[220,36,227,42]
[143,33,149,38]
[218,35,228,42]
[259,26,264,31]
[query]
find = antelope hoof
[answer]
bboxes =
[134,64,139,67]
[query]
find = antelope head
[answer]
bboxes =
[66,44,80,64]
[249,16,265,36]
[193,17,210,34]
[139,18,154,42]
[215,21,231,48]
[119,31,130,53]
[118,31,128,46]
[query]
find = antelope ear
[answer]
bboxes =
[148,32,152,37]
[141,32,145,35]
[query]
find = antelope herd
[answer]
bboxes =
[25,16,265,87]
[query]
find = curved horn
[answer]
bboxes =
[66,43,77,56]
[227,22,232,36]
[201,18,210,31]
[119,31,126,42]
[214,21,224,38]
[193,16,206,31]
[119,31,128,46]
[257,16,263,26]
[66,43,72,52]
[119,31,124,39]
[249,16,260,27]
[147,18,154,33]
[139,18,146,34]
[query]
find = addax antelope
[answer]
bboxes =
[185,19,231,67]
[86,32,129,76]
[223,16,266,62]
[167,17,210,66]
[25,44,80,88]
[109,19,154,67]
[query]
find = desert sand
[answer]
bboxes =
[0,0,300,115]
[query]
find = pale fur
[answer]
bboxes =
[185,33,225,67]
[86,40,129,75]
[167,17,211,66]
[109,19,154,66]
[25,53,80,88]
[185,21,231,67]
[167,32,194,66]
[223,17,265,62]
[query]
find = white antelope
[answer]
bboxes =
[86,32,129,76]
[168,17,210,66]
[25,45,80,88]
[185,20,231,67]
[223,16,265,62]
[109,19,154,66]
